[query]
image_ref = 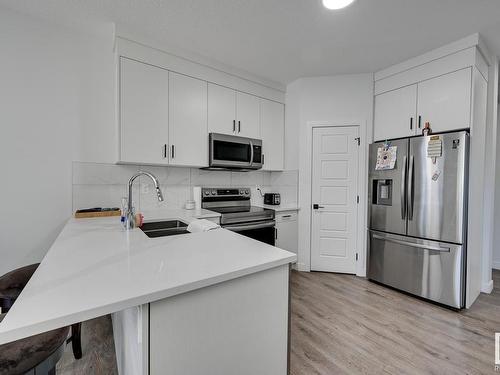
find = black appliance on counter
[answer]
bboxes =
[264,193,281,205]
[201,187,275,245]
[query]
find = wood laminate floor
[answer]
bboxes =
[56,315,118,375]
[290,269,500,375]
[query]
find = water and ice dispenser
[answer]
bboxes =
[372,179,392,206]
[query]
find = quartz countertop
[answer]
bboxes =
[0,208,296,345]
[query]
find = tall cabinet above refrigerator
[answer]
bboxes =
[368,131,469,309]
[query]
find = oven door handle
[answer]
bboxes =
[224,221,275,232]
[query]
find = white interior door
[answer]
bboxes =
[311,126,359,274]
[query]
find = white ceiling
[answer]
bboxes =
[2,0,500,85]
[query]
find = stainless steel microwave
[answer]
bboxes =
[208,133,263,170]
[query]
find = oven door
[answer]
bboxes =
[224,220,276,246]
[209,133,262,169]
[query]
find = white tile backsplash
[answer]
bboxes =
[190,169,231,187]
[72,162,299,213]
[230,171,264,187]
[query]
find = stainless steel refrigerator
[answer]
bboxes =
[368,130,469,309]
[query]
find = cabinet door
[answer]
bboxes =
[417,68,472,133]
[374,84,417,141]
[261,99,284,171]
[236,92,261,138]
[169,72,208,167]
[208,83,236,135]
[276,219,298,254]
[120,58,169,164]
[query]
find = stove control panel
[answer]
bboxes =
[202,187,251,199]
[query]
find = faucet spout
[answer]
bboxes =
[126,171,164,229]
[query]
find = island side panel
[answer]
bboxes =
[149,264,290,375]
[111,304,149,375]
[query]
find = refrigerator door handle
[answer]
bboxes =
[408,155,414,220]
[372,234,450,252]
[401,156,407,220]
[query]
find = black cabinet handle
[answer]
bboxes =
[275,228,278,240]
[410,117,413,130]
[418,115,422,129]
[233,120,236,133]
[313,204,324,210]
[238,121,241,133]
[171,145,175,159]
[163,144,167,158]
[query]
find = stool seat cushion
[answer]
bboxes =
[0,314,69,375]
[0,264,40,299]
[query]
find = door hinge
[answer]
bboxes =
[355,253,359,261]
[355,137,360,146]
[356,195,359,204]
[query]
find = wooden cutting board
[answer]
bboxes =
[74,209,121,219]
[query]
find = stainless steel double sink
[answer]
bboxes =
[140,220,190,238]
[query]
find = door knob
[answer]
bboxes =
[313,204,324,210]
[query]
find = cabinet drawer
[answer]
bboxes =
[276,211,297,222]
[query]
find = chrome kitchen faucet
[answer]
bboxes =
[125,171,164,229]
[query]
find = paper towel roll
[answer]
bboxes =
[193,186,202,210]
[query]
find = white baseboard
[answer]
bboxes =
[481,280,494,294]
[493,260,500,270]
[296,262,310,272]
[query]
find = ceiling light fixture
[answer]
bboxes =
[322,0,356,10]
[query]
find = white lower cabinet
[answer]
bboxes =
[275,210,298,255]
[168,72,208,167]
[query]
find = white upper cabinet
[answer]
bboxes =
[417,68,472,134]
[261,99,284,171]
[374,85,417,141]
[236,92,261,139]
[208,84,261,138]
[120,58,169,164]
[169,72,208,167]
[208,83,237,135]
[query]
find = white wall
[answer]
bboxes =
[0,8,116,275]
[285,74,374,273]
[494,102,500,271]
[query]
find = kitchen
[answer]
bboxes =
[0,0,499,374]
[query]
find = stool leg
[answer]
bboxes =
[71,323,82,360]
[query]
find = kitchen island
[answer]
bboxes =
[0,209,296,375]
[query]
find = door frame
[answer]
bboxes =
[298,121,369,277]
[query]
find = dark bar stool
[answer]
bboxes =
[0,313,69,375]
[0,264,82,360]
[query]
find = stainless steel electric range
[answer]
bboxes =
[201,187,276,245]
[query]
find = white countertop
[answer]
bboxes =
[258,204,300,212]
[0,208,296,345]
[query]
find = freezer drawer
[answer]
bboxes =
[368,231,464,308]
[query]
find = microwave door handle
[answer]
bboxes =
[249,140,254,167]
[401,156,407,220]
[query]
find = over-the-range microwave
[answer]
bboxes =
[207,133,263,171]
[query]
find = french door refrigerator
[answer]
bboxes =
[368,130,469,309]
